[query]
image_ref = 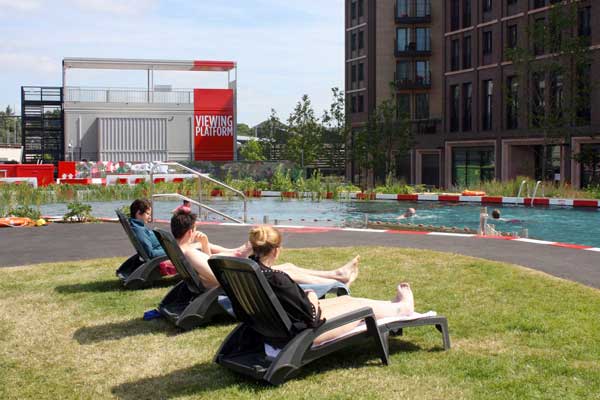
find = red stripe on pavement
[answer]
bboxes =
[573,200,599,208]
[551,242,593,250]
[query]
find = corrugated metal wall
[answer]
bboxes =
[98,117,168,162]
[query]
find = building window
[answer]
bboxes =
[358,31,364,49]
[351,32,357,51]
[483,80,493,130]
[578,7,592,41]
[483,31,492,55]
[397,94,411,118]
[351,64,357,83]
[533,0,546,9]
[358,0,364,18]
[415,28,430,51]
[463,36,472,69]
[507,24,517,49]
[351,95,357,113]
[507,0,517,6]
[534,18,545,55]
[397,0,409,17]
[397,28,411,51]
[506,76,519,129]
[532,72,545,127]
[550,73,563,118]
[450,85,460,132]
[452,147,496,187]
[483,0,492,12]
[358,94,364,112]
[580,143,600,188]
[463,0,472,28]
[451,39,460,71]
[450,0,459,31]
[415,94,430,119]
[358,63,364,82]
[462,82,472,132]
[416,60,430,85]
[416,0,431,17]
[351,0,357,20]
[576,64,591,124]
[397,61,410,84]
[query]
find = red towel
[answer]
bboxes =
[159,260,177,276]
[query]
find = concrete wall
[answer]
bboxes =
[64,102,193,162]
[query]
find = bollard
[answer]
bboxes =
[479,206,488,235]
[273,219,279,225]
[521,228,528,238]
[364,214,368,228]
[263,215,269,224]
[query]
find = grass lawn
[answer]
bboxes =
[1,247,599,400]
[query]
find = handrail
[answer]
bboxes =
[531,180,542,205]
[517,180,528,198]
[152,193,243,224]
[149,161,247,223]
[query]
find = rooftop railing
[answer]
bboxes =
[64,87,194,104]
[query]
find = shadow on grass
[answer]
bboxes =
[55,276,179,294]
[73,318,179,344]
[111,341,427,398]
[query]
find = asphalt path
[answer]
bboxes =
[1,222,599,289]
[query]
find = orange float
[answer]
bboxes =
[461,190,487,196]
[0,217,35,227]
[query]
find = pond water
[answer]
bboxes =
[39,198,600,247]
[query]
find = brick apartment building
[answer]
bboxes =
[345,0,600,188]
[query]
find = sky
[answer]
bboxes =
[0,0,344,126]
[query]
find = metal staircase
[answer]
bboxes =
[21,87,64,164]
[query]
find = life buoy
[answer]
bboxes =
[462,190,486,196]
[0,217,34,227]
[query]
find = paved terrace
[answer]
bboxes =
[1,222,599,289]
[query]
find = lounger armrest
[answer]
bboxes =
[313,306,375,336]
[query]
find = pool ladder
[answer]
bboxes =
[517,180,542,206]
[148,161,247,224]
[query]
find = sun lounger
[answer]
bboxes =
[115,210,171,289]
[153,228,350,330]
[153,228,232,330]
[208,255,450,385]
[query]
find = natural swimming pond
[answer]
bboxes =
[40,198,600,247]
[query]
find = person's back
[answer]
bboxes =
[129,199,166,259]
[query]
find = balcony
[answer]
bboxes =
[395,73,431,90]
[63,86,193,104]
[395,41,431,57]
[395,0,431,24]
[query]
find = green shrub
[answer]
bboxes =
[63,201,94,222]
[8,205,41,220]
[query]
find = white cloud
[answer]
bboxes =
[0,53,57,75]
[0,0,41,12]
[68,0,159,15]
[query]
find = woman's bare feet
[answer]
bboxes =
[336,255,360,286]
[234,241,253,258]
[392,282,415,315]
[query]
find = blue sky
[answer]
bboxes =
[0,0,344,126]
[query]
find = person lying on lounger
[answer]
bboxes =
[129,198,250,259]
[248,225,415,345]
[170,209,360,290]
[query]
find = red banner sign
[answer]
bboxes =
[193,88,235,161]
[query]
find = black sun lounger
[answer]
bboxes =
[153,228,232,330]
[115,210,171,289]
[208,255,450,385]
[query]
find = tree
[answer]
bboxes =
[285,95,322,169]
[351,83,413,187]
[237,123,253,137]
[321,87,349,172]
[573,146,600,187]
[0,106,20,145]
[506,1,593,181]
[238,139,266,161]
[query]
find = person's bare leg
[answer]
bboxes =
[313,284,415,344]
[274,256,360,286]
[209,241,252,257]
